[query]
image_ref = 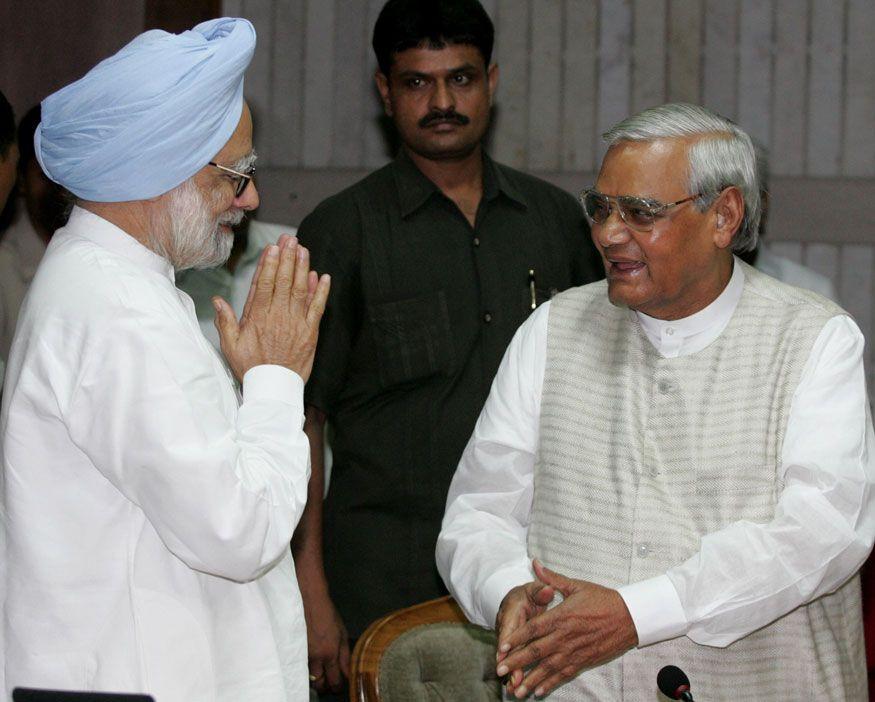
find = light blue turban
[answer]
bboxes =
[35,17,256,202]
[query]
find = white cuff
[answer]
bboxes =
[618,574,688,647]
[242,365,304,407]
[479,562,534,629]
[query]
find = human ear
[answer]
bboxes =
[713,186,744,250]
[374,71,393,116]
[487,63,499,106]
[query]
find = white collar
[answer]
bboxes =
[634,257,745,358]
[60,206,175,282]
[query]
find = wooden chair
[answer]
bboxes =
[349,596,502,702]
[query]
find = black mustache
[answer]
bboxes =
[419,109,470,128]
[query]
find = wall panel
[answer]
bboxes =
[528,0,563,170]
[771,0,807,176]
[632,0,667,114]
[703,0,738,120]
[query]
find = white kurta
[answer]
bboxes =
[1,207,310,701]
[437,262,875,647]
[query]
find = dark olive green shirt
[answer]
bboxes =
[298,151,601,636]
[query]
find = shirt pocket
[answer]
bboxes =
[367,289,455,389]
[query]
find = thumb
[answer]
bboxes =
[212,296,239,345]
[533,559,576,596]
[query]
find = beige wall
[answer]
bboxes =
[3,1,874,382]
[224,0,875,387]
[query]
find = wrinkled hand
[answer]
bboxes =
[213,235,330,382]
[497,560,638,699]
[304,589,350,693]
[495,570,556,692]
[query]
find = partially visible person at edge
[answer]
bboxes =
[0,105,68,386]
[0,90,16,214]
[293,0,601,696]
[1,18,330,701]
[437,102,875,699]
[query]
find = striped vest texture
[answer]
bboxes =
[528,263,866,701]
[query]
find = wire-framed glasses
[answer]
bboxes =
[209,161,256,197]
[580,188,702,232]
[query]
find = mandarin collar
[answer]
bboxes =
[634,257,745,358]
[62,206,175,282]
[395,149,529,219]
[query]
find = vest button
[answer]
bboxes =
[484,312,493,323]
[473,237,481,247]
[636,543,649,557]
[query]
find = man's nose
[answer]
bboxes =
[593,208,632,246]
[235,180,259,211]
[430,79,455,111]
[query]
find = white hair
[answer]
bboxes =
[603,103,761,253]
[150,162,250,271]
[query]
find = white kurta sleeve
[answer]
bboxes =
[436,302,550,628]
[619,314,875,647]
[64,310,311,583]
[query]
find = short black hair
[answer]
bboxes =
[17,105,41,174]
[372,0,494,76]
[0,89,15,160]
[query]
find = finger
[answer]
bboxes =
[250,244,280,323]
[505,668,524,695]
[324,658,343,692]
[308,663,325,691]
[501,630,561,676]
[273,238,297,306]
[516,651,565,700]
[533,667,571,699]
[339,636,351,678]
[306,273,331,326]
[528,581,556,608]
[305,269,318,307]
[290,244,311,307]
[501,596,561,651]
[277,233,295,248]
[533,560,576,597]
[212,296,239,348]
[497,595,528,657]
[241,246,269,322]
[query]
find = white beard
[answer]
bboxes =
[152,178,243,271]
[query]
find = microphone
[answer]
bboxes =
[657,665,695,701]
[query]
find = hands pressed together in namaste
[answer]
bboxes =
[213,234,331,384]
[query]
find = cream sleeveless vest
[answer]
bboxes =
[529,263,866,701]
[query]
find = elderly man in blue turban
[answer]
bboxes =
[1,18,330,702]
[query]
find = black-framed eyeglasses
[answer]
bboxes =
[580,188,702,232]
[209,161,256,197]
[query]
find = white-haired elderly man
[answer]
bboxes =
[437,103,875,700]
[1,18,330,702]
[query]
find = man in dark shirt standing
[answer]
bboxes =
[294,1,601,696]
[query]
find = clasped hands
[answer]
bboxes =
[495,560,638,699]
[213,234,331,383]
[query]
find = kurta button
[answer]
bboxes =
[473,237,480,247]
[636,543,649,557]
[483,312,493,323]
[658,380,672,393]
[665,327,675,336]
